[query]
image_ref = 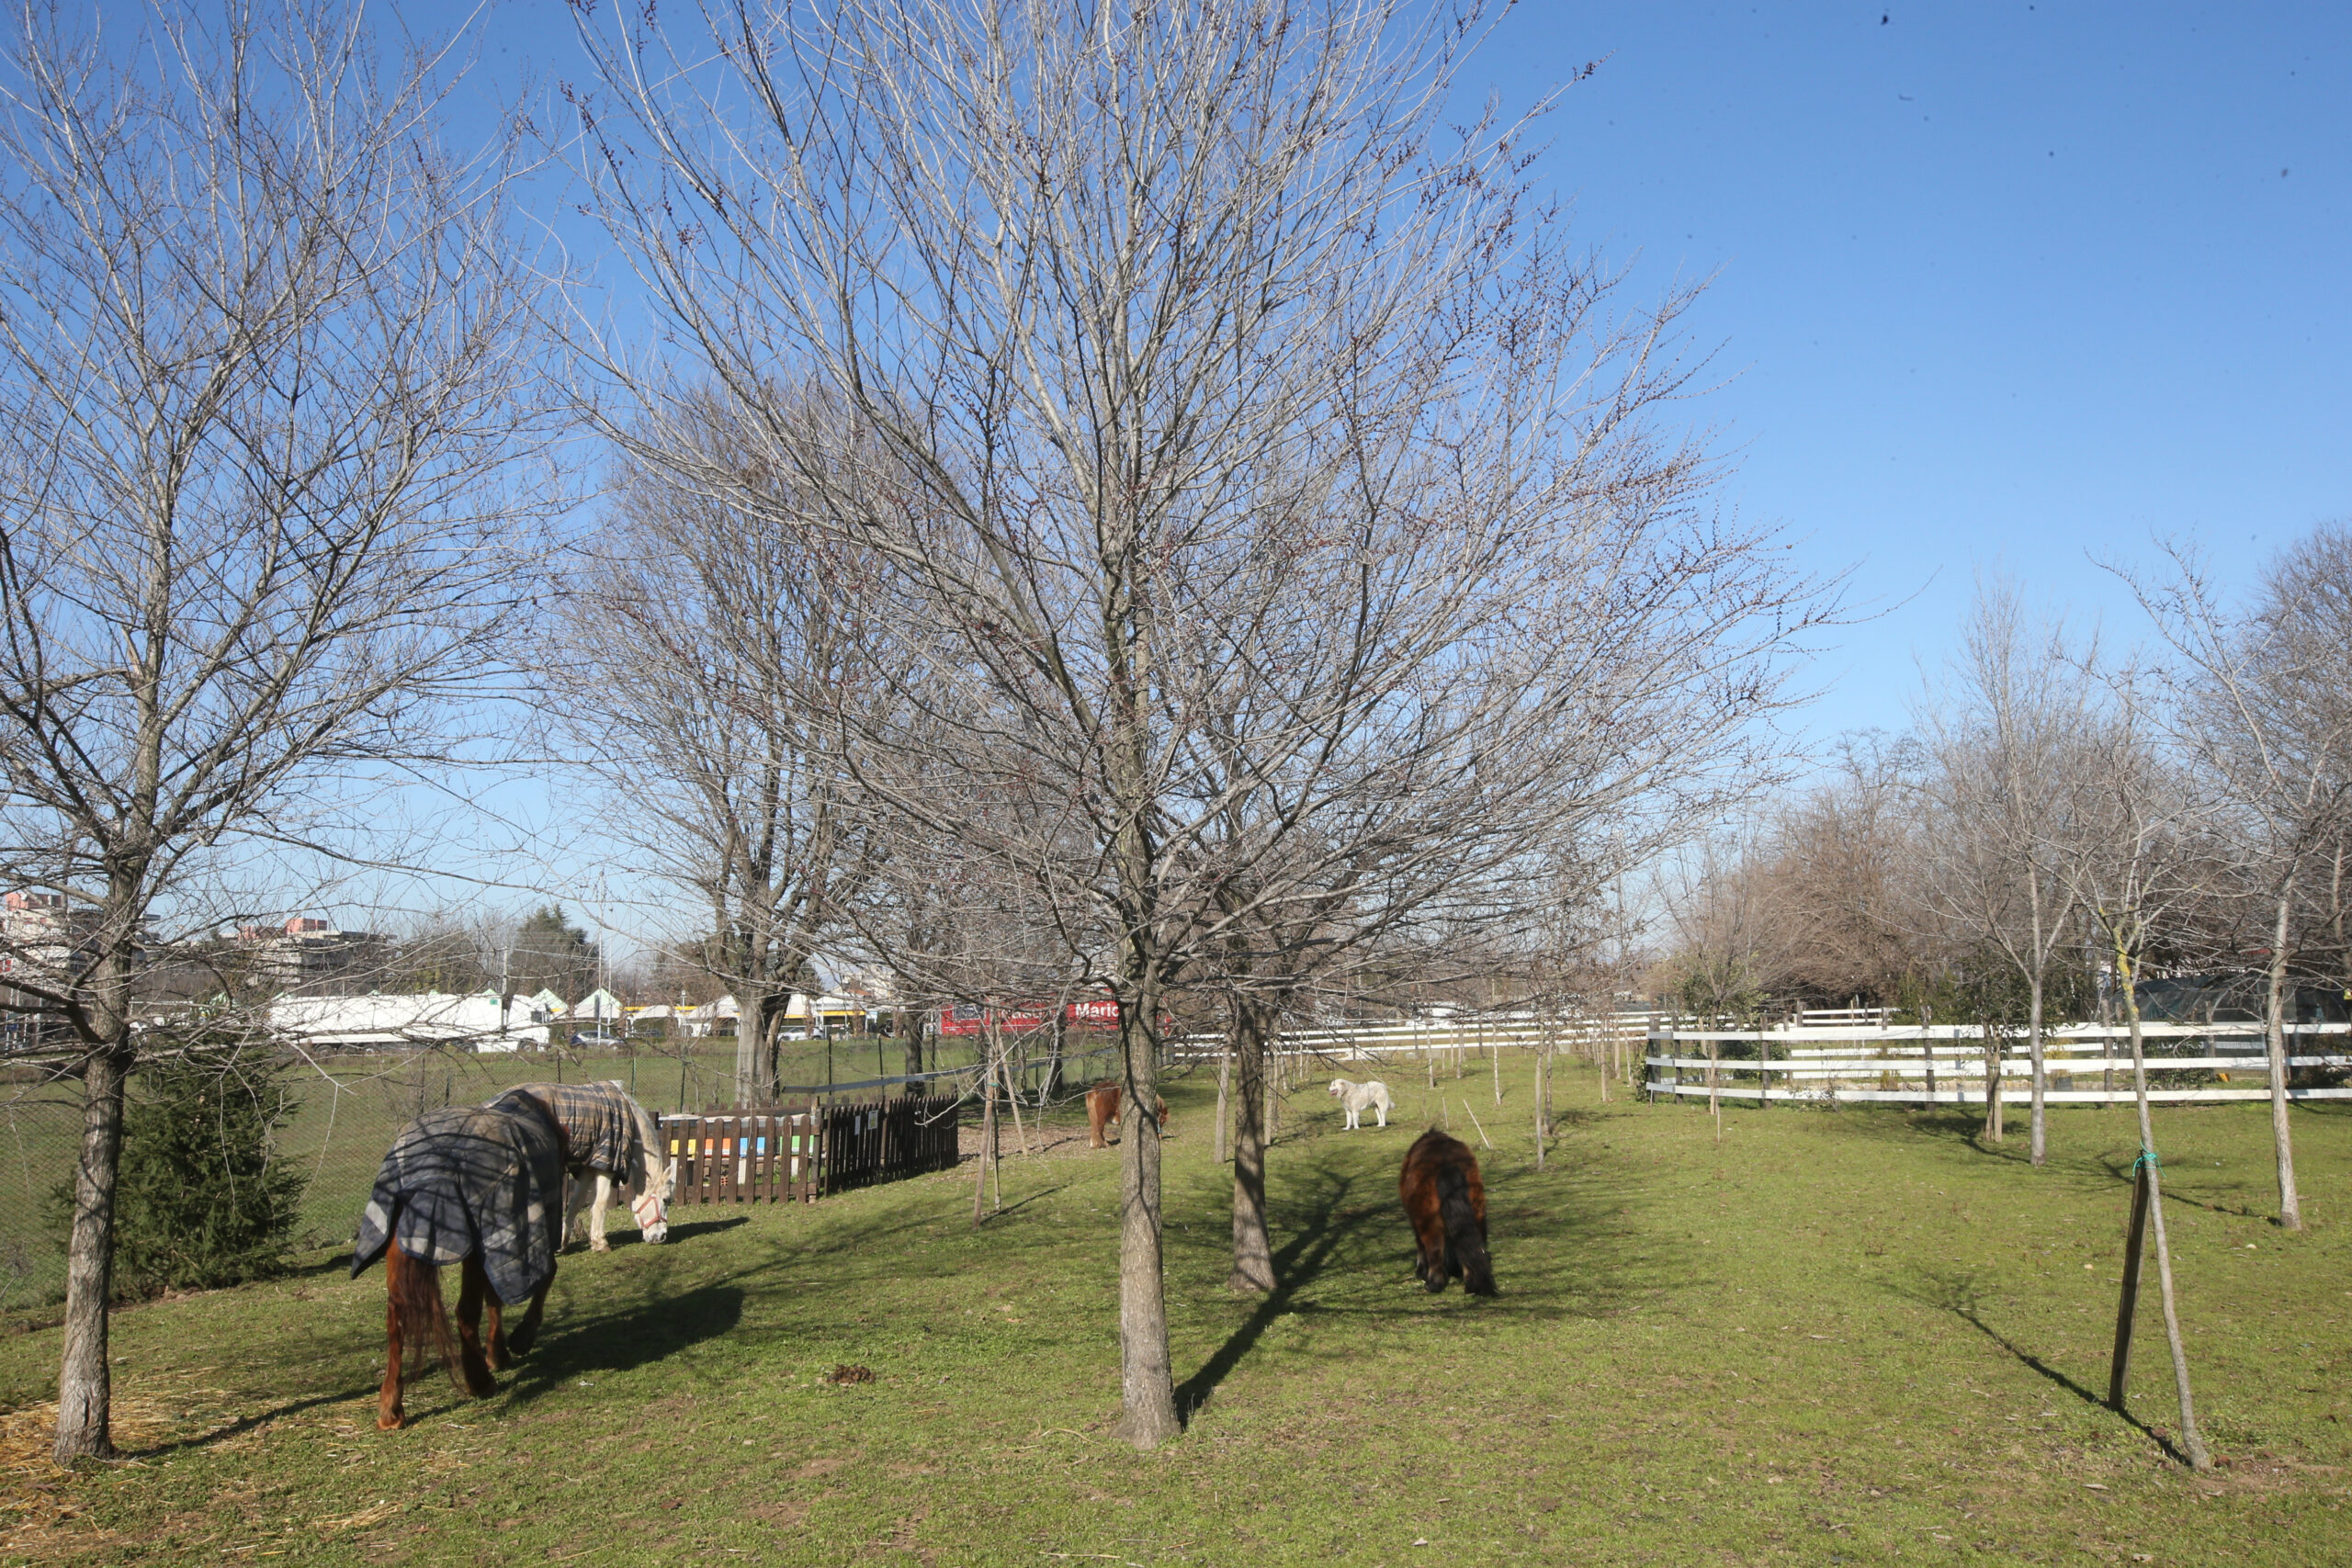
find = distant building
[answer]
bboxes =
[1,890,89,988]
[233,916,394,997]
[680,995,740,1038]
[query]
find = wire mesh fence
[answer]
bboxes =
[0,1029,1059,1313]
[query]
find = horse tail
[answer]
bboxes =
[386,1229,462,1388]
[1435,1160,1497,1297]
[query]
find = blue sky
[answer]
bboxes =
[446,0,2347,738]
[382,0,2351,944]
[1476,2,2349,740]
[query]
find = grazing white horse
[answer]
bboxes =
[564,1089,673,1251]
[493,1081,675,1252]
[1328,1077,1394,1130]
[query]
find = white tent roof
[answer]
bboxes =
[269,992,546,1053]
[572,987,624,1021]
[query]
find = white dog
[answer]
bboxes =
[1327,1077,1393,1130]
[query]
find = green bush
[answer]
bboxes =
[48,1045,309,1300]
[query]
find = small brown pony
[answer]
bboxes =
[352,1100,569,1429]
[1398,1129,1496,1295]
[1084,1080,1170,1148]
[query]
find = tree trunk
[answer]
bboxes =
[2119,954,2211,1469]
[1982,1021,2004,1143]
[1230,1000,1274,1292]
[903,1011,926,1082]
[972,1034,998,1228]
[1544,1030,1556,1130]
[1215,1043,1231,1165]
[2027,969,2047,1167]
[1043,1013,1066,1109]
[1532,1037,1547,1170]
[999,1036,1034,1158]
[2028,871,2048,1166]
[1114,987,1180,1447]
[2263,885,2304,1230]
[53,1041,132,1462]
[1706,1036,1720,1126]
[1265,1040,1282,1138]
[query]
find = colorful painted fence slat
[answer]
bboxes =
[662,1093,960,1203]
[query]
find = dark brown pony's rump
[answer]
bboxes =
[1398,1130,1497,1296]
[386,1231,463,1387]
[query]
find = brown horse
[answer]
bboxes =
[1084,1080,1170,1147]
[1398,1129,1496,1295]
[352,1100,568,1429]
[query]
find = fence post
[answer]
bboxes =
[809,1095,824,1201]
[1924,1006,1937,1102]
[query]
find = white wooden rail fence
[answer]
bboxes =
[1640,1022,2352,1107]
[1170,1012,1664,1067]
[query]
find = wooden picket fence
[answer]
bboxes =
[661,1092,962,1204]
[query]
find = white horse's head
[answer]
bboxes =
[627,1100,673,1243]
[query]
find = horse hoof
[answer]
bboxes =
[590,1239,610,1254]
[378,1410,405,1431]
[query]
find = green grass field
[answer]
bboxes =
[0,1031,1058,1307]
[6,1055,2351,1565]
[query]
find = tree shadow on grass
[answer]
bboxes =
[1173,1167,1374,1421]
[1813,1104,2039,1164]
[2086,1150,2285,1223]
[129,1387,373,1458]
[977,1182,1073,1224]
[1170,1126,1683,1418]
[130,1281,749,1448]
[1886,1266,2188,1465]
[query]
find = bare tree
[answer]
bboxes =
[1914,581,2102,1165]
[1180,447,1823,1283]
[549,409,887,1102]
[566,0,1829,1446]
[2073,677,2213,1472]
[0,1,560,1460]
[1746,734,1931,1008]
[2120,530,2352,1230]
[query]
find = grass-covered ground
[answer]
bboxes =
[0,1031,1054,1307]
[5,1057,2351,1565]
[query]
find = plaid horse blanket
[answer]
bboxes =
[488,1082,649,1180]
[350,1100,565,1306]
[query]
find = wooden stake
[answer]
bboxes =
[1463,1100,1493,1152]
[1000,1050,1034,1158]
[2108,1156,2153,1409]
